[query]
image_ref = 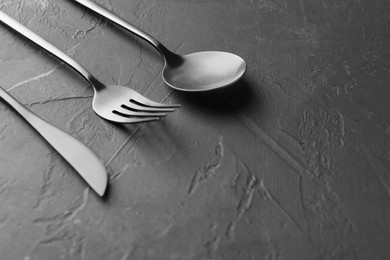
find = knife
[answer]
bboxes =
[0,86,108,196]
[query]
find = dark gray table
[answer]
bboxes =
[0,0,389,259]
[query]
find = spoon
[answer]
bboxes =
[73,0,247,92]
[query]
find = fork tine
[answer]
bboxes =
[124,102,176,112]
[107,112,160,124]
[129,92,181,108]
[131,98,181,108]
[115,106,167,117]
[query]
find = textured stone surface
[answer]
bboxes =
[0,0,390,259]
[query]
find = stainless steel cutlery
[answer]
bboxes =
[0,1,247,197]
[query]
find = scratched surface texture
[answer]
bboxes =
[0,0,389,259]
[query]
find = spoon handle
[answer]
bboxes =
[0,11,97,86]
[73,0,167,56]
[0,87,107,196]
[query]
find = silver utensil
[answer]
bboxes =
[0,11,180,124]
[0,86,107,196]
[73,0,247,92]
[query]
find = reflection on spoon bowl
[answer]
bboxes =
[163,51,247,92]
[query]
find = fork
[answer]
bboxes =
[0,11,180,124]
[0,86,108,196]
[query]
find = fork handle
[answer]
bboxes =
[0,11,97,87]
[0,87,107,196]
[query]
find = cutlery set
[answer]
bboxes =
[0,0,246,196]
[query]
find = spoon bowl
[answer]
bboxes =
[163,51,246,92]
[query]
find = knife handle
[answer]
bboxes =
[0,87,107,196]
